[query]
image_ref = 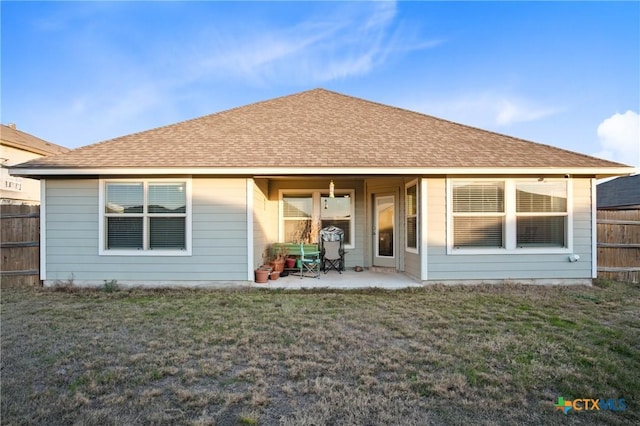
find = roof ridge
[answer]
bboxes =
[313,90,629,168]
[66,88,328,152]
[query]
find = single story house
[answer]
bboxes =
[10,89,635,287]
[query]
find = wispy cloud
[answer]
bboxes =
[413,92,563,128]
[495,98,561,126]
[185,1,440,86]
[7,1,442,147]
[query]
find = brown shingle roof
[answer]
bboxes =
[12,88,629,171]
[597,174,640,209]
[1,124,69,156]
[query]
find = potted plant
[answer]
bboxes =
[270,246,288,273]
[254,266,271,284]
[285,256,296,269]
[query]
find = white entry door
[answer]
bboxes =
[373,195,396,268]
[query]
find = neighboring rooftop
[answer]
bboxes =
[597,174,640,209]
[1,124,69,156]
[10,88,630,172]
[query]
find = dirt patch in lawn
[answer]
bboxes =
[2,281,639,425]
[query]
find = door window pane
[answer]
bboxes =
[377,197,394,257]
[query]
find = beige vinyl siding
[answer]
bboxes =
[252,178,278,269]
[426,178,593,281]
[404,251,420,279]
[44,178,249,284]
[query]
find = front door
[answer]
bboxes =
[373,194,396,268]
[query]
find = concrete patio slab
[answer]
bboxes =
[252,269,422,290]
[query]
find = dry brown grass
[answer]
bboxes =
[1,280,639,425]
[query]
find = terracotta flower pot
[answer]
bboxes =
[254,267,270,283]
[285,257,296,269]
[270,270,280,280]
[270,259,285,273]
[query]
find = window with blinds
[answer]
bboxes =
[405,181,418,251]
[321,194,352,245]
[282,195,313,243]
[449,179,570,252]
[452,181,505,248]
[516,182,567,247]
[281,191,355,247]
[104,181,187,251]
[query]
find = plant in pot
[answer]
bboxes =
[285,256,296,269]
[270,246,288,273]
[254,266,271,284]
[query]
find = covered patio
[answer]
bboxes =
[251,268,422,290]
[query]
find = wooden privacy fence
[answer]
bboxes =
[597,209,640,283]
[1,204,40,286]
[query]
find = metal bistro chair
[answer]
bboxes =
[299,243,320,279]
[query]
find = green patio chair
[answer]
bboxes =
[299,243,320,279]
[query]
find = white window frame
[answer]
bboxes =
[405,179,419,254]
[99,178,192,256]
[279,189,355,249]
[446,178,572,255]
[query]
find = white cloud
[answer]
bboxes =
[414,92,562,128]
[186,2,440,86]
[495,98,560,126]
[10,2,443,148]
[594,110,640,167]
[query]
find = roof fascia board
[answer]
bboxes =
[9,166,637,178]
[1,140,60,157]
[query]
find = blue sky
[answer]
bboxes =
[2,1,639,167]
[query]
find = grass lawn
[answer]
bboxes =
[1,280,638,425]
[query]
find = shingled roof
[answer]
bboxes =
[11,88,630,173]
[1,124,69,156]
[597,174,640,209]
